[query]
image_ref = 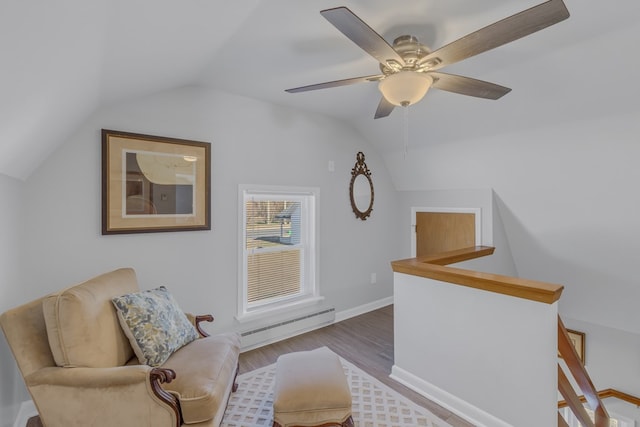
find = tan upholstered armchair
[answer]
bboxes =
[0,268,240,427]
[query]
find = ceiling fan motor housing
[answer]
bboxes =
[380,35,432,74]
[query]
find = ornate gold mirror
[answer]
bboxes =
[349,152,374,220]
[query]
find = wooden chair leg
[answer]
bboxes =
[232,362,239,392]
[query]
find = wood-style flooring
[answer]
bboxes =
[27,305,473,427]
[239,304,474,427]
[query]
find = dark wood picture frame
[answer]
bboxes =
[102,129,211,234]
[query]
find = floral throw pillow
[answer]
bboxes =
[112,286,199,367]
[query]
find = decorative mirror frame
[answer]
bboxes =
[349,151,374,220]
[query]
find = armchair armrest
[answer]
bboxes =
[25,365,180,427]
[185,313,214,337]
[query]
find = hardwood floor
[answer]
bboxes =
[239,304,474,427]
[27,305,473,427]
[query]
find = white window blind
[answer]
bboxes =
[238,186,319,319]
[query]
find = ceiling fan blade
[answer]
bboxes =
[374,96,395,119]
[418,0,570,70]
[429,72,511,99]
[285,74,383,93]
[321,7,405,68]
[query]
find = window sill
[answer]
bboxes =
[235,296,325,324]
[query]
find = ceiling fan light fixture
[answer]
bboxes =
[378,71,433,107]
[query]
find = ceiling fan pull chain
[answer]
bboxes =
[403,106,409,159]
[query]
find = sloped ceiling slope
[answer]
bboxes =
[2,0,639,333]
[0,0,261,180]
[4,0,638,178]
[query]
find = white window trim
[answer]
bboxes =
[236,184,320,322]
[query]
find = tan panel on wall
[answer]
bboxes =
[416,212,476,257]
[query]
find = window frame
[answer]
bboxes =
[237,184,321,322]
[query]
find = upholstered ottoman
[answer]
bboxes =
[273,347,353,427]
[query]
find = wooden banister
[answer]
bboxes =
[558,315,610,427]
[558,365,595,427]
[390,246,564,304]
[559,388,640,408]
[597,389,640,406]
[558,413,571,427]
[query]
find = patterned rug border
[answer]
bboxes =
[222,347,453,427]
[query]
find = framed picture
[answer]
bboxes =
[102,129,211,234]
[566,329,586,364]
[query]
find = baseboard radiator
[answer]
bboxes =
[240,308,335,350]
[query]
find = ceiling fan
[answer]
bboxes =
[286,0,569,119]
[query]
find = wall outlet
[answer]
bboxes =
[370,273,377,284]
[328,160,335,172]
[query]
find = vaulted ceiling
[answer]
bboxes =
[3,0,637,180]
[3,1,640,335]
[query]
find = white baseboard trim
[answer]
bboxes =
[239,296,394,353]
[240,315,335,352]
[334,296,393,323]
[13,399,36,427]
[390,365,512,427]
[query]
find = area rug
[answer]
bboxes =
[221,348,453,427]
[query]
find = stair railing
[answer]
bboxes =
[557,315,609,427]
[559,388,640,409]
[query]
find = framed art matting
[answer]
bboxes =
[102,129,211,234]
[566,329,586,364]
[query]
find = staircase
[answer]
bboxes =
[557,315,609,426]
[558,317,640,426]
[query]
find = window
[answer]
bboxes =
[238,185,320,320]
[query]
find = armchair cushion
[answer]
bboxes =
[161,332,241,424]
[112,286,199,367]
[42,268,138,368]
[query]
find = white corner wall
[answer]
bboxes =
[392,272,558,427]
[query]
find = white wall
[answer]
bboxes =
[383,111,640,333]
[382,111,640,398]
[18,86,403,334]
[0,173,28,427]
[392,273,558,427]
[0,85,403,423]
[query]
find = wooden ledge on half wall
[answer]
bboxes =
[390,246,564,305]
